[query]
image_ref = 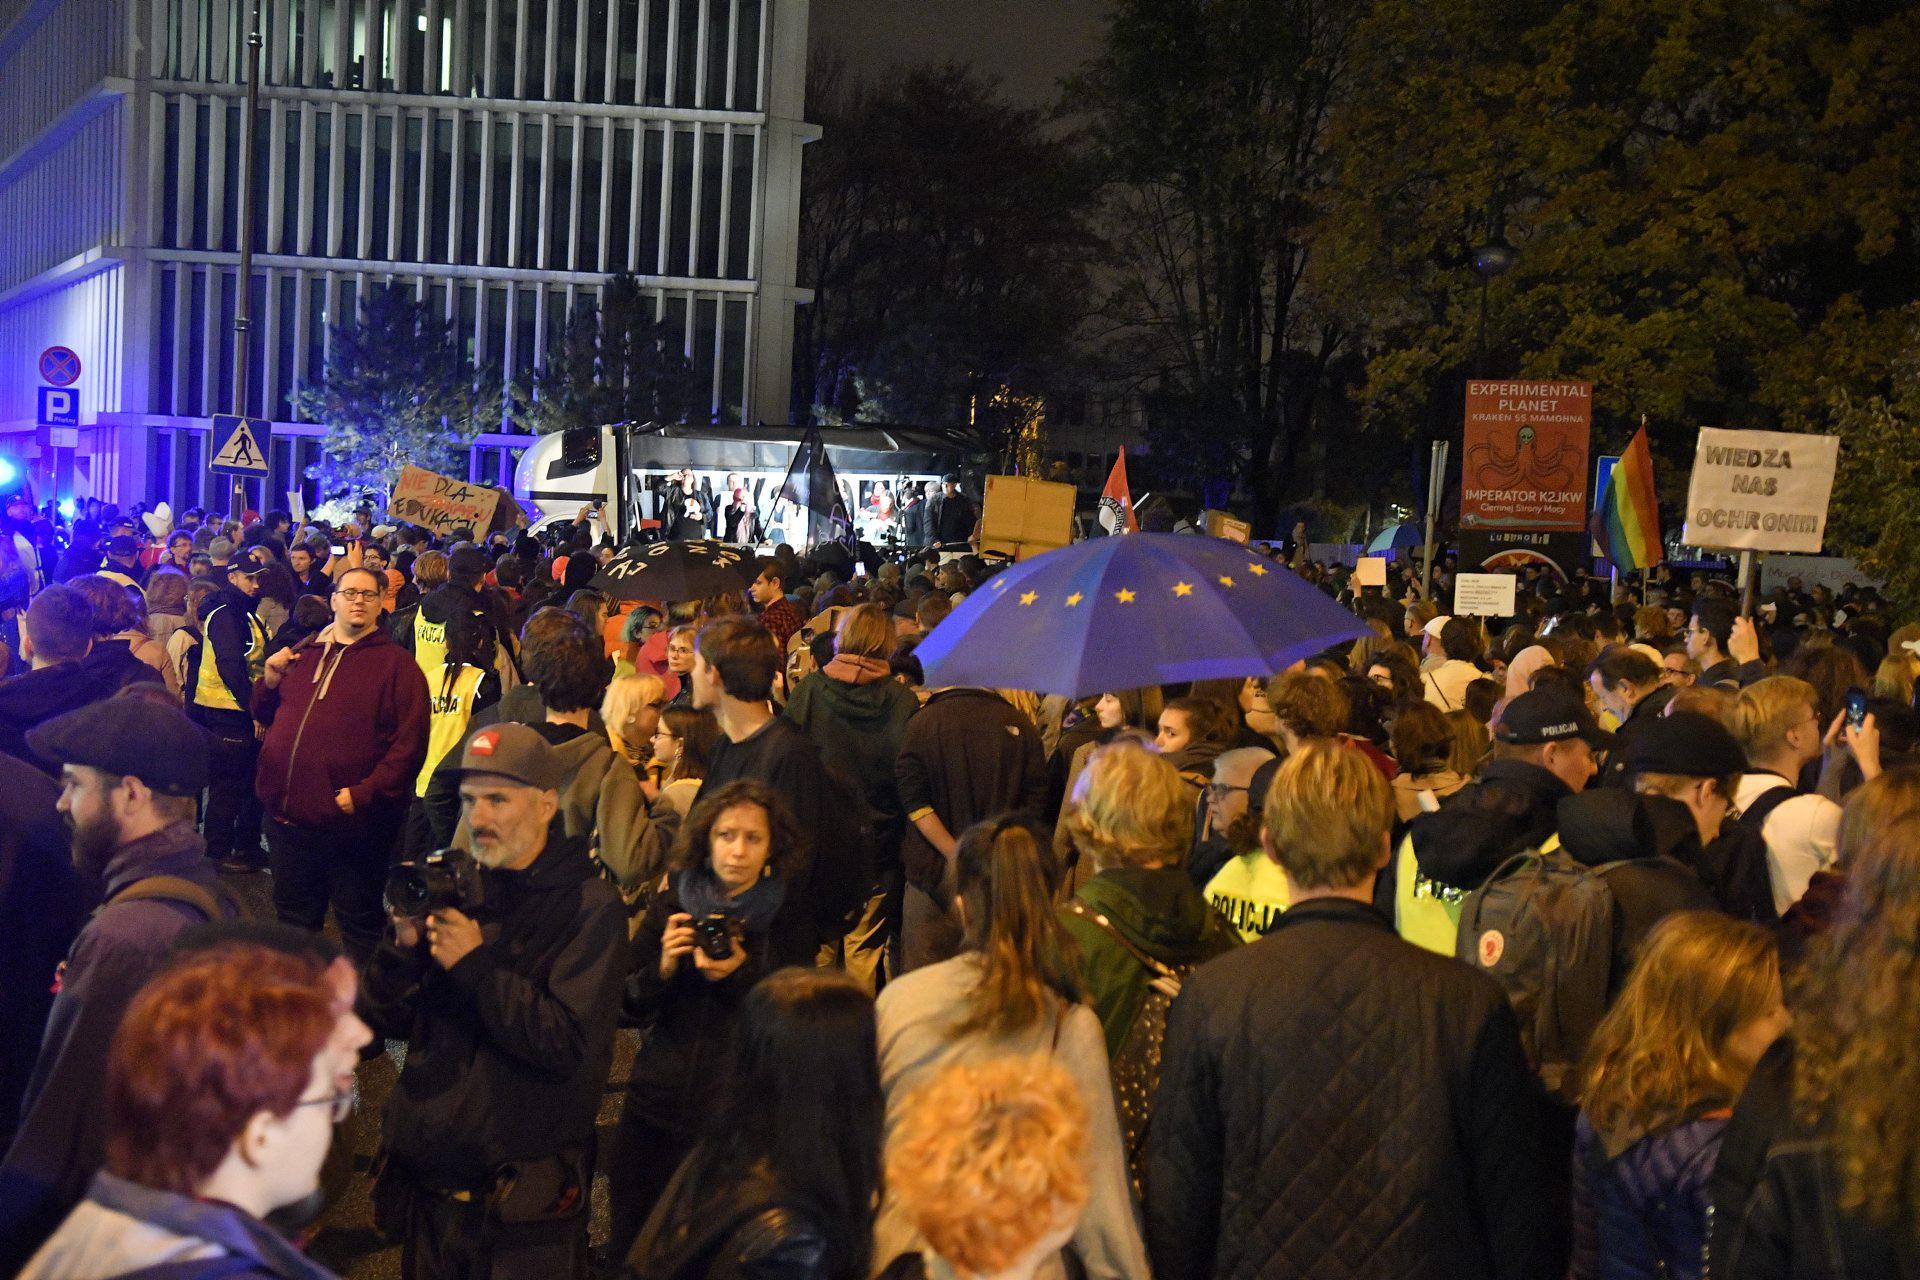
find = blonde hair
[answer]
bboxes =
[1063,740,1195,871]
[1728,675,1818,760]
[1579,912,1780,1143]
[601,673,665,762]
[1873,653,1918,706]
[1666,683,1734,723]
[412,550,450,590]
[886,1058,1089,1275]
[1444,709,1489,775]
[1792,768,1920,1228]
[1260,739,1392,891]
[834,603,895,660]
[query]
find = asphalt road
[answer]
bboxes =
[219,867,639,1280]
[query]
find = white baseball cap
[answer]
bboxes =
[1423,615,1451,638]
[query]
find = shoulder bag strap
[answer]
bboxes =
[106,875,226,923]
[1065,900,1177,981]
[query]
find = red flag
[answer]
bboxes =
[1099,448,1138,534]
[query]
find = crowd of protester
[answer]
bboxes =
[0,490,1916,1280]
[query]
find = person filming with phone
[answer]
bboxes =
[603,778,815,1263]
[361,722,627,1280]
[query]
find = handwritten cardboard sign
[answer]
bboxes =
[390,466,501,539]
[1681,427,1839,554]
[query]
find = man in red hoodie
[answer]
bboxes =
[253,567,430,963]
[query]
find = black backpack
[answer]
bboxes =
[1456,846,1624,1101]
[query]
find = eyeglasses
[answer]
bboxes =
[292,1080,357,1124]
[335,588,381,603]
[1205,782,1251,799]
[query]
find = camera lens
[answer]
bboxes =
[384,865,432,918]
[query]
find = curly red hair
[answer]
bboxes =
[106,943,336,1194]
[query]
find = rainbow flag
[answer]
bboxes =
[1592,424,1663,571]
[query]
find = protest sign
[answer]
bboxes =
[1203,510,1252,544]
[389,465,502,539]
[1454,572,1518,618]
[1681,428,1839,554]
[981,474,1075,561]
[1757,554,1880,597]
[1461,380,1592,531]
[1354,556,1388,587]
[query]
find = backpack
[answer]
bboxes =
[1064,901,1188,1197]
[1455,846,1625,1101]
[105,874,230,923]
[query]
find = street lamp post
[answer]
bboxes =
[1471,224,1515,375]
[229,0,264,519]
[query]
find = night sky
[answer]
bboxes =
[808,0,1109,107]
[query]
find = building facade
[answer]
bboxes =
[0,0,812,510]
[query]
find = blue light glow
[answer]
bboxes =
[59,499,77,518]
[0,458,16,487]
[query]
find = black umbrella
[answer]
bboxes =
[590,540,752,602]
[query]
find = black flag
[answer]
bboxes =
[775,426,853,549]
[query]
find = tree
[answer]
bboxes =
[795,59,1102,446]
[1071,0,1371,523]
[520,274,704,434]
[1827,321,1920,616]
[1322,0,1920,477]
[294,285,502,508]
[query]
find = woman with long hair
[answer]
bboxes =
[873,818,1148,1280]
[143,567,192,654]
[1570,912,1789,1280]
[648,706,720,814]
[1389,701,1469,821]
[1713,767,1920,1275]
[607,780,818,1264]
[622,969,881,1280]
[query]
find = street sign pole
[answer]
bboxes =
[1421,439,1449,601]
[229,0,264,519]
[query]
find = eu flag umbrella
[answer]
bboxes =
[1365,522,1423,554]
[915,534,1371,698]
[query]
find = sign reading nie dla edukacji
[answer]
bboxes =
[389,465,501,538]
[1681,428,1838,554]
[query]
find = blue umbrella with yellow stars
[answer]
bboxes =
[915,533,1371,697]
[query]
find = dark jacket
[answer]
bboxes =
[1599,684,1676,788]
[1709,1038,1920,1279]
[894,688,1048,894]
[0,754,84,1155]
[0,656,143,774]
[395,580,516,672]
[1144,898,1562,1280]
[785,662,919,845]
[928,492,975,546]
[1555,789,1720,997]
[77,639,166,696]
[621,878,814,1132]
[359,822,627,1189]
[624,1144,833,1280]
[188,585,266,716]
[1700,656,1767,690]
[1060,866,1241,1061]
[19,1170,339,1280]
[703,716,867,948]
[1407,757,1572,893]
[0,823,226,1272]
[1570,1110,1726,1280]
[252,627,430,828]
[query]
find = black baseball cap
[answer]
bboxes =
[1626,711,1748,778]
[1494,687,1615,749]
[27,687,211,795]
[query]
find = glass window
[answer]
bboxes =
[547,121,574,269]
[606,122,634,271]
[720,295,746,423]
[697,125,722,277]
[485,282,510,368]
[455,280,478,363]
[578,122,603,272]
[691,293,717,422]
[370,112,393,258]
[399,111,424,260]
[310,111,333,255]
[613,0,636,101]
[348,0,367,87]
[251,105,271,251]
[644,0,667,103]
[285,0,306,85]
[521,0,548,96]
[154,267,177,413]
[460,115,483,263]
[554,0,578,100]
[247,270,269,414]
[276,272,301,418]
[488,0,515,96]
[518,119,543,266]
[161,99,181,247]
[673,0,697,105]
[317,0,337,84]
[222,101,244,252]
[667,125,693,274]
[430,113,455,262]
[726,127,753,279]
[192,102,213,250]
[279,113,302,253]
[515,284,539,380]
[216,270,237,406]
[403,0,427,91]
[341,111,364,257]
[703,0,728,109]
[307,273,329,401]
[640,123,663,273]
[586,0,610,100]
[186,269,207,413]
[489,118,513,264]
[731,0,758,110]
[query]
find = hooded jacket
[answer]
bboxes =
[784,659,918,838]
[1569,1110,1726,1280]
[1060,866,1242,1061]
[19,1171,338,1280]
[1555,789,1719,997]
[359,821,626,1189]
[0,823,227,1273]
[0,659,127,772]
[1596,683,1676,789]
[252,627,430,828]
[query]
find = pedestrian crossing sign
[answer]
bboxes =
[210,414,271,476]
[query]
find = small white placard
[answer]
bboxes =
[1454,572,1517,617]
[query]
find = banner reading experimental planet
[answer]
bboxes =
[1460,380,1593,531]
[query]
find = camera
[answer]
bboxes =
[691,914,736,961]
[384,848,487,918]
